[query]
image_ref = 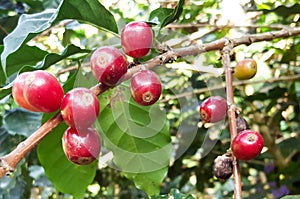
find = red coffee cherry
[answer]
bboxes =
[61,88,100,130]
[12,72,40,112]
[231,130,264,160]
[130,70,162,106]
[23,70,64,113]
[90,46,128,86]
[121,21,153,58]
[62,127,101,165]
[13,70,64,113]
[199,96,228,123]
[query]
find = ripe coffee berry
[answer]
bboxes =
[121,21,153,58]
[12,72,40,112]
[61,88,100,129]
[234,58,257,80]
[231,130,264,160]
[90,46,128,86]
[13,70,64,113]
[200,96,228,123]
[213,154,233,180]
[130,70,162,106]
[62,127,101,165]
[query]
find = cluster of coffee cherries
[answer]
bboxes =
[199,58,263,180]
[11,21,161,165]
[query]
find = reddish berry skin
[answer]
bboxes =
[61,88,100,129]
[200,96,228,123]
[62,127,101,165]
[12,72,40,112]
[231,130,264,160]
[130,70,162,106]
[90,46,128,86]
[17,70,64,113]
[121,21,153,58]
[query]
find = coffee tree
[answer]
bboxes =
[0,0,300,198]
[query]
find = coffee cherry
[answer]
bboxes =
[15,70,64,113]
[199,96,228,123]
[121,21,153,58]
[12,72,40,112]
[62,127,101,165]
[234,58,257,80]
[213,154,233,180]
[61,88,100,130]
[130,70,162,106]
[236,116,249,133]
[90,46,128,86]
[231,130,264,160]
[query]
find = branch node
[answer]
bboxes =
[0,158,15,175]
[221,38,234,56]
[283,27,293,36]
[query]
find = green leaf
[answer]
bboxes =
[37,122,98,199]
[281,196,300,199]
[1,9,55,70]
[4,43,87,79]
[261,3,300,18]
[0,45,6,85]
[149,8,173,25]
[35,44,90,70]
[55,0,117,32]
[2,108,42,137]
[1,0,117,70]
[5,45,48,77]
[149,0,185,29]
[97,83,171,195]
[124,167,168,196]
[0,44,88,94]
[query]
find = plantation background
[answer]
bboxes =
[0,0,300,198]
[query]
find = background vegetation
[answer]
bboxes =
[0,0,300,198]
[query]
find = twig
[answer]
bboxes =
[222,40,242,199]
[161,74,300,102]
[0,26,300,178]
[166,23,289,30]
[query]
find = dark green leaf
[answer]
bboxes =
[281,196,300,199]
[261,3,300,18]
[35,44,90,70]
[55,0,117,33]
[5,45,48,77]
[2,108,42,137]
[1,0,117,71]
[1,44,88,89]
[149,8,173,25]
[124,167,168,196]
[0,45,6,85]
[98,83,171,195]
[281,47,297,63]
[149,0,185,29]
[0,16,19,44]
[1,9,55,69]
